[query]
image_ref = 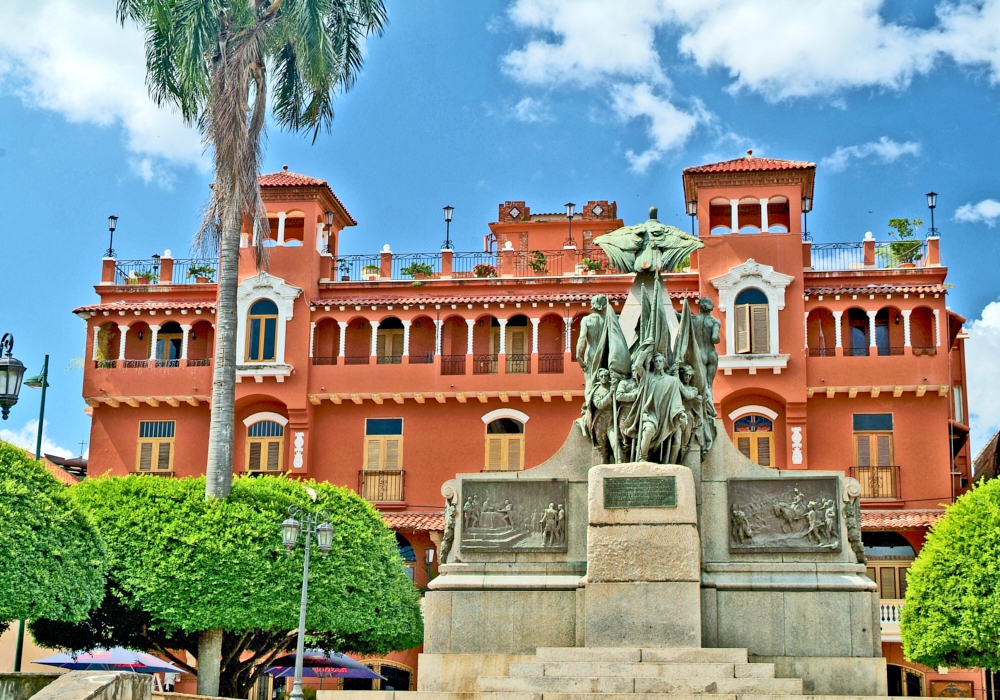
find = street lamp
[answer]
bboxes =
[442,206,454,250]
[106,215,118,258]
[0,334,25,420]
[564,202,576,247]
[282,505,334,700]
[926,191,939,237]
[685,200,698,235]
[801,197,813,242]
[323,211,335,254]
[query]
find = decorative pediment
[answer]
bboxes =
[237,272,302,320]
[709,258,794,312]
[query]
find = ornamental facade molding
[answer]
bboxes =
[235,272,303,366]
[710,258,795,358]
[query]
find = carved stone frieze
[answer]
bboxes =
[460,479,569,552]
[728,477,841,553]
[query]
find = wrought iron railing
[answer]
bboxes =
[441,355,466,375]
[506,354,531,374]
[408,352,434,364]
[809,242,928,271]
[473,354,498,374]
[511,249,569,277]
[312,356,338,365]
[377,354,402,365]
[359,469,404,502]
[451,252,497,277]
[912,346,937,356]
[808,347,836,357]
[845,346,870,357]
[113,258,218,284]
[172,259,218,283]
[186,358,211,367]
[876,346,906,356]
[344,355,370,365]
[114,260,160,285]
[538,353,565,373]
[850,465,900,499]
[334,254,382,282]
[392,253,441,280]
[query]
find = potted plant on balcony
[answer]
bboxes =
[579,258,604,275]
[401,262,434,280]
[362,264,380,281]
[473,263,498,278]
[186,263,216,283]
[130,268,158,285]
[527,250,548,275]
[338,259,352,281]
[884,218,924,268]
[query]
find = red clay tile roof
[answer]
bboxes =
[259,167,357,225]
[683,154,815,174]
[804,283,946,296]
[6,445,82,485]
[74,300,217,315]
[311,290,700,308]
[383,511,444,531]
[861,509,945,530]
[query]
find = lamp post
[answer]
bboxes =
[801,197,813,242]
[323,210,335,254]
[685,200,698,235]
[282,505,335,700]
[105,215,118,258]
[442,206,454,250]
[926,191,939,237]
[0,334,26,420]
[564,202,576,247]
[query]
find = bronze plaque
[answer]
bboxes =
[460,479,568,552]
[728,477,841,553]
[931,682,973,698]
[604,476,677,509]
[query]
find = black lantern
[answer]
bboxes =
[443,205,454,250]
[926,191,939,237]
[565,202,576,247]
[106,215,118,258]
[801,197,813,241]
[0,334,26,420]
[686,200,698,234]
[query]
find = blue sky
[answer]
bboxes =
[3,0,1000,457]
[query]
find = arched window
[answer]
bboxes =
[485,418,524,471]
[396,533,416,581]
[734,288,769,354]
[733,414,774,467]
[156,321,183,367]
[246,419,284,472]
[246,299,279,362]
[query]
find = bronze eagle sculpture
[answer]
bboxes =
[594,206,704,274]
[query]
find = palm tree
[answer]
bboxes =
[116,0,386,693]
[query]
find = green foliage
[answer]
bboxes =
[527,250,548,273]
[883,217,925,265]
[130,269,159,283]
[186,264,216,278]
[902,478,1000,669]
[0,442,106,629]
[400,262,434,277]
[580,258,604,272]
[362,265,380,273]
[473,263,497,278]
[65,475,422,650]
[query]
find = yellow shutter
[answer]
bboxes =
[736,436,751,459]
[366,438,382,469]
[510,330,525,355]
[735,305,751,354]
[879,567,897,599]
[486,437,503,470]
[756,435,771,467]
[506,436,522,470]
[391,332,404,357]
[156,442,172,471]
[751,305,769,354]
[137,442,153,471]
[490,328,500,355]
[266,441,281,470]
[876,434,892,466]
[856,435,871,466]
[376,333,387,357]
[248,441,262,471]
[384,438,400,469]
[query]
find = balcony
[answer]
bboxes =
[359,469,404,503]
[473,354,498,375]
[850,465,900,499]
[809,241,931,271]
[441,355,466,375]
[538,353,564,373]
[94,358,212,369]
[880,599,903,641]
[506,354,531,374]
[110,258,219,285]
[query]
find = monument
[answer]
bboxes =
[329,210,886,700]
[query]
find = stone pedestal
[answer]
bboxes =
[584,462,701,647]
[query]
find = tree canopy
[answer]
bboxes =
[0,441,106,632]
[32,475,422,696]
[902,478,1000,669]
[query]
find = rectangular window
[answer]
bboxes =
[954,385,964,424]
[246,437,283,471]
[262,318,277,361]
[376,330,404,363]
[136,421,175,472]
[869,563,910,599]
[853,414,896,498]
[485,434,524,471]
[853,413,893,431]
[248,319,262,361]
[365,418,403,470]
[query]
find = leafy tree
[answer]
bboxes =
[33,475,421,697]
[0,442,106,634]
[902,478,1000,669]
[884,217,925,265]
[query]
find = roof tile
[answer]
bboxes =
[74,300,216,314]
[382,511,444,532]
[684,154,816,175]
[804,283,945,296]
[311,290,699,309]
[258,168,357,225]
[861,509,945,530]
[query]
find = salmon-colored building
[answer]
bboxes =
[74,154,975,697]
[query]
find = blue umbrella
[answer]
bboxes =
[34,647,183,674]
[266,649,383,680]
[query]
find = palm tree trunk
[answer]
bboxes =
[205,203,242,499]
[197,627,224,696]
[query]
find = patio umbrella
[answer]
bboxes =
[265,649,383,681]
[34,647,183,674]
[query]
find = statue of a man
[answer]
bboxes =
[590,368,615,463]
[611,369,638,463]
[671,363,701,463]
[691,297,721,400]
[637,353,687,462]
[576,294,610,433]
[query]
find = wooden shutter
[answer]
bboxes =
[736,436,751,459]
[156,442,172,471]
[899,567,909,597]
[735,305,751,354]
[266,442,281,470]
[138,442,153,471]
[376,333,387,357]
[384,438,401,469]
[248,441,262,471]
[879,567,897,599]
[391,332,404,357]
[510,331,525,355]
[366,439,382,469]
[507,436,522,470]
[856,435,871,467]
[486,437,503,471]
[876,434,892,466]
[756,436,771,467]
[751,305,769,354]
[866,566,877,583]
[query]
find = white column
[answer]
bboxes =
[337,321,347,357]
[277,212,287,246]
[117,325,128,360]
[564,317,572,353]
[316,222,326,253]
[933,309,942,347]
[530,317,540,354]
[466,319,475,355]
[401,320,411,356]
[901,310,912,347]
[309,321,316,358]
[434,319,443,355]
[760,198,769,232]
[498,318,508,354]
[148,325,160,362]
[181,324,191,360]
[832,311,843,348]
[92,327,101,360]
[730,199,739,232]
[369,320,380,356]
[867,310,877,347]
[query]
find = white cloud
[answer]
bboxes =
[955,199,1000,227]
[966,302,1000,457]
[511,96,554,123]
[0,420,77,459]
[820,136,921,172]
[611,83,704,173]
[0,0,204,186]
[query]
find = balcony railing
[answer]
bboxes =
[538,353,565,373]
[506,353,531,374]
[114,258,218,285]
[376,354,402,365]
[344,355,370,365]
[334,254,382,282]
[312,356,338,365]
[913,346,937,356]
[441,355,466,375]
[880,599,903,639]
[94,358,212,369]
[809,242,928,271]
[359,469,404,502]
[850,465,900,499]
[409,353,434,364]
[473,354,498,374]
[809,347,835,357]
[845,346,870,357]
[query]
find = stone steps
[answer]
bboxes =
[534,648,748,664]
[508,662,755,679]
[478,676,802,694]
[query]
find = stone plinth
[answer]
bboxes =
[584,463,701,648]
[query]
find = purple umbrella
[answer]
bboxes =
[266,649,383,681]
[34,647,183,674]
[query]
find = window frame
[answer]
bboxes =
[732,414,775,468]
[245,300,279,363]
[136,420,176,473]
[245,420,285,472]
[733,290,770,355]
[364,417,404,470]
[484,418,525,471]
